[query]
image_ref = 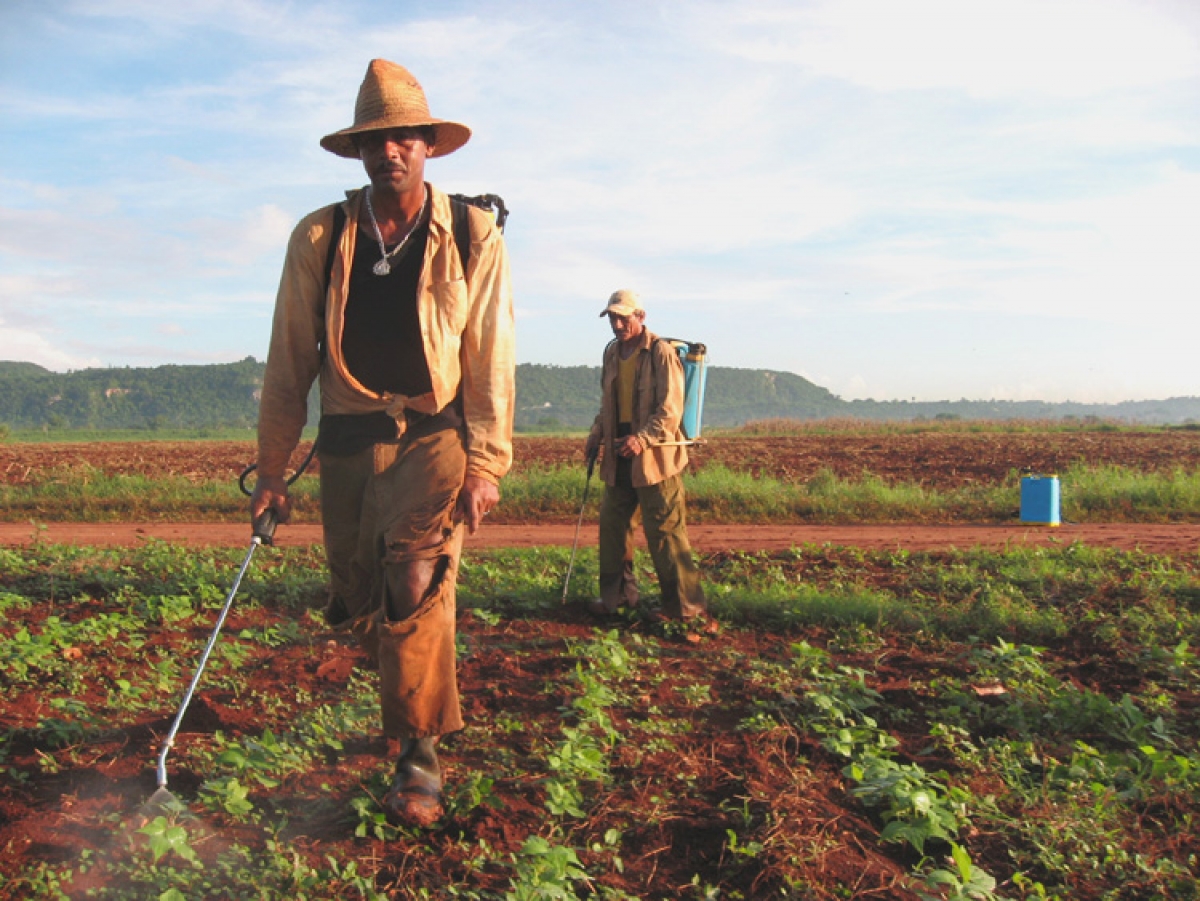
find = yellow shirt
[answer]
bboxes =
[586,329,689,488]
[617,352,637,424]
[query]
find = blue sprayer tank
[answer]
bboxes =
[664,339,708,441]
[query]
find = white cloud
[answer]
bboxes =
[993,103,1197,152]
[181,204,297,267]
[693,0,1199,98]
[1,188,293,290]
[0,271,90,319]
[64,0,342,45]
[0,317,101,371]
[955,165,1200,322]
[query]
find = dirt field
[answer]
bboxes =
[3,429,1199,489]
[3,430,1198,553]
[2,431,1198,898]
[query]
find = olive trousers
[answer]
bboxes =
[319,427,466,739]
[597,472,707,619]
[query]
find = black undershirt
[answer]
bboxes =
[341,218,433,397]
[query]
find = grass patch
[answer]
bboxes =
[0,468,321,522]
[7,460,1198,524]
[680,463,1200,524]
[1066,465,1200,522]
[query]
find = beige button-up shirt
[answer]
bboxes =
[588,329,689,488]
[257,185,515,485]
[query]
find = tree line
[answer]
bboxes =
[0,358,1196,433]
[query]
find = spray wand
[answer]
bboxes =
[560,445,599,604]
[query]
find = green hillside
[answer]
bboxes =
[513,364,843,430]
[0,358,1196,433]
[0,361,52,378]
[513,364,599,431]
[703,368,843,425]
[0,357,272,431]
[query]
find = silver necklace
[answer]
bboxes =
[364,187,427,276]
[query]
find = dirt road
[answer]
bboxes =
[2,521,1198,555]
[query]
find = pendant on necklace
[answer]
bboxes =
[373,258,391,277]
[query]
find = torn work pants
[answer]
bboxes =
[597,470,707,620]
[319,426,466,739]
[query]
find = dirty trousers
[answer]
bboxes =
[597,472,707,619]
[319,427,466,739]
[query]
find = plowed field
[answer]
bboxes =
[3,429,1199,488]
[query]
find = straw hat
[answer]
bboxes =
[599,289,644,318]
[320,59,471,159]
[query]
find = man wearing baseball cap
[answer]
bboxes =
[584,290,710,628]
[252,59,515,828]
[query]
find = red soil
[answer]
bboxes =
[2,429,1198,489]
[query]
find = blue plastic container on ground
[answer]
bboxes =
[1020,475,1061,526]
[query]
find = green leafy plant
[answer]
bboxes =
[199,775,256,820]
[137,816,200,866]
[848,756,967,855]
[918,842,999,901]
[447,770,504,818]
[505,836,589,901]
[350,794,401,842]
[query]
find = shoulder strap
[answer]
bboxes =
[323,203,346,293]
[450,198,472,280]
[318,204,347,362]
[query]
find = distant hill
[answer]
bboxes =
[515,364,844,430]
[841,396,1200,426]
[0,357,271,431]
[0,358,1196,432]
[0,361,53,378]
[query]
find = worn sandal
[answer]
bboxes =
[383,782,443,828]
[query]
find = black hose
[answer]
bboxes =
[238,440,318,497]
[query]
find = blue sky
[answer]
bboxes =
[2,0,1197,403]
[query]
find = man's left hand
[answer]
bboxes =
[454,474,500,534]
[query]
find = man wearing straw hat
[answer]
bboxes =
[252,59,515,828]
[584,290,710,629]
